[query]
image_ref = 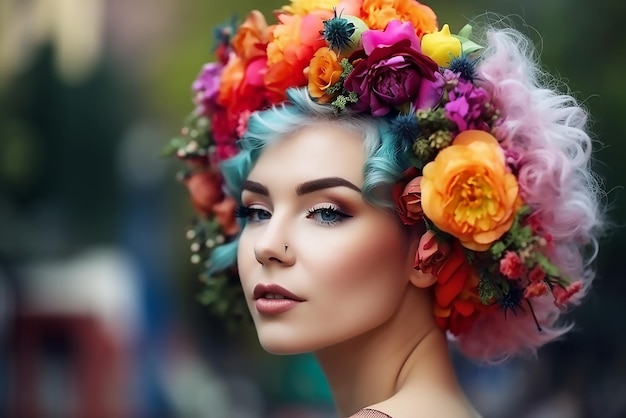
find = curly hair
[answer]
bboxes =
[209,28,603,362]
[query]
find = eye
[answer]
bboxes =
[306,205,352,226]
[236,205,272,222]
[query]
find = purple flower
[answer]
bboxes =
[192,62,224,116]
[344,21,440,116]
[445,79,491,132]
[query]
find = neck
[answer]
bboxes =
[314,288,463,417]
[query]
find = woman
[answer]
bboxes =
[167,1,603,416]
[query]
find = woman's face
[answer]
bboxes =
[237,122,416,354]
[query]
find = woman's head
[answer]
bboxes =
[170,0,605,363]
[234,118,438,353]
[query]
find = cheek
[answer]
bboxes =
[236,230,257,297]
[305,220,411,307]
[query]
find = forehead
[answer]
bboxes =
[247,122,367,185]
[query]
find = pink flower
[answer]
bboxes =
[362,20,421,54]
[499,251,525,279]
[344,21,440,116]
[415,230,451,274]
[553,280,583,307]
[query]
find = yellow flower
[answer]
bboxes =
[421,24,461,67]
[280,0,341,15]
[421,130,520,251]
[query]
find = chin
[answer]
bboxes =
[256,330,312,355]
[254,324,326,355]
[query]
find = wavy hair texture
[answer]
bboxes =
[456,29,604,362]
[209,29,603,363]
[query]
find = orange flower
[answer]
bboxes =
[184,170,224,218]
[360,0,438,38]
[306,47,343,103]
[213,196,240,236]
[219,11,275,110]
[421,130,520,252]
[524,281,549,299]
[431,241,481,335]
[231,10,270,62]
[265,13,328,96]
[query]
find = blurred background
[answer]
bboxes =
[0,0,624,417]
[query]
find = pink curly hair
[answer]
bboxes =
[455,29,604,362]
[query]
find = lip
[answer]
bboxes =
[253,284,305,315]
[253,284,304,301]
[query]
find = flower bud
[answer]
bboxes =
[421,24,462,67]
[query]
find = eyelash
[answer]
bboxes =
[235,205,271,223]
[235,204,352,226]
[306,205,353,227]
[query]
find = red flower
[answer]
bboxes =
[432,241,481,335]
[499,251,525,280]
[344,22,440,116]
[392,167,424,225]
[415,230,451,274]
[528,265,546,283]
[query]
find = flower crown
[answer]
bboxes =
[165,0,586,337]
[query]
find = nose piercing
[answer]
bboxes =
[284,244,288,253]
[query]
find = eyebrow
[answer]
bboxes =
[296,177,361,195]
[242,177,361,196]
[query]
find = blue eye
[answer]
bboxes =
[307,205,352,226]
[236,206,271,222]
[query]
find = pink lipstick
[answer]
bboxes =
[253,284,304,315]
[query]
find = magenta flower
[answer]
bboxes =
[445,79,492,132]
[344,21,440,116]
[362,20,421,54]
[193,62,224,116]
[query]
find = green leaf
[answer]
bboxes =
[457,24,473,39]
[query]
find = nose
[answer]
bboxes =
[253,212,296,267]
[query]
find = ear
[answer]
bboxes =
[409,267,438,288]
[404,226,438,289]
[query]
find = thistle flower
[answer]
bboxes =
[321,10,368,55]
[390,113,421,149]
[448,55,479,82]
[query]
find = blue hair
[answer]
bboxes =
[207,88,411,274]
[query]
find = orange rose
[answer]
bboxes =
[421,130,520,252]
[360,0,438,38]
[305,47,343,103]
[231,10,270,62]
